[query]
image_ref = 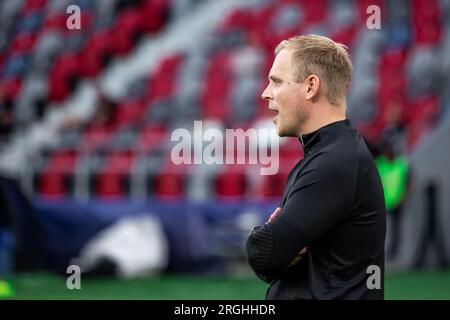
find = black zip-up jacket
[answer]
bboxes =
[246,119,386,300]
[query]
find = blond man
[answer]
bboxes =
[246,35,386,300]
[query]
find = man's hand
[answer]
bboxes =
[266,207,282,224]
[265,207,308,267]
[288,247,307,267]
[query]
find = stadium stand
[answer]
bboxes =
[1,0,450,273]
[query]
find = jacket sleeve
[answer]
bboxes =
[246,156,356,282]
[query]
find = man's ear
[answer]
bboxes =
[305,75,320,101]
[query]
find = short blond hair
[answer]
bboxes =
[275,34,353,106]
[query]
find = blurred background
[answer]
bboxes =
[1,0,450,299]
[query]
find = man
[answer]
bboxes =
[245,35,386,300]
[375,136,410,264]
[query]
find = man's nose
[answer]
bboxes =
[261,86,272,101]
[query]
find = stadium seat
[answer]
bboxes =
[109,7,144,56]
[140,0,171,33]
[41,13,67,33]
[79,30,113,77]
[215,165,248,198]
[81,125,115,152]
[9,33,38,55]
[1,77,23,101]
[38,171,67,198]
[3,0,448,202]
[114,98,146,128]
[17,10,43,34]
[136,124,168,154]
[22,0,47,12]
[3,53,30,78]
[37,149,78,198]
[48,52,82,102]
[153,164,185,198]
[147,54,184,102]
[94,150,136,198]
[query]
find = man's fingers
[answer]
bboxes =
[267,207,282,223]
[299,247,307,255]
[288,247,308,267]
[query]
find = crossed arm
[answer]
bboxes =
[245,162,353,283]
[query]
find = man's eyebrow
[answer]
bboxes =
[269,75,282,82]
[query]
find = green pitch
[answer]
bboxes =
[3,269,450,300]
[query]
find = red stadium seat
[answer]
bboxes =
[37,149,78,198]
[137,124,168,153]
[200,52,233,120]
[1,77,23,101]
[376,48,409,126]
[300,0,329,24]
[154,162,185,198]
[115,98,146,128]
[414,21,442,45]
[279,138,304,161]
[140,0,170,33]
[48,52,81,102]
[147,54,183,102]
[41,14,66,32]
[9,33,38,54]
[248,6,274,32]
[215,165,248,198]
[136,124,168,153]
[0,53,5,74]
[95,172,125,199]
[110,8,144,56]
[81,125,115,152]
[103,150,136,173]
[405,96,439,126]
[22,0,47,13]
[38,171,66,198]
[250,138,300,199]
[412,0,441,20]
[412,0,442,44]
[47,149,78,172]
[218,9,251,31]
[79,31,113,77]
[94,150,136,198]
[330,23,358,48]
[256,171,289,198]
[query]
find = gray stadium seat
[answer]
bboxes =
[271,2,303,33]
[111,128,138,150]
[232,77,259,122]
[14,72,48,125]
[32,31,65,73]
[407,46,443,97]
[329,0,356,28]
[348,77,378,122]
[57,128,83,149]
[386,0,410,22]
[46,0,73,14]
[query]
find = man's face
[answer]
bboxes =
[261,49,309,137]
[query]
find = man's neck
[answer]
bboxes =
[299,105,346,136]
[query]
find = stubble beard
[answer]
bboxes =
[278,107,309,138]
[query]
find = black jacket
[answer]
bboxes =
[246,119,386,300]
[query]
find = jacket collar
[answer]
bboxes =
[299,119,350,154]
